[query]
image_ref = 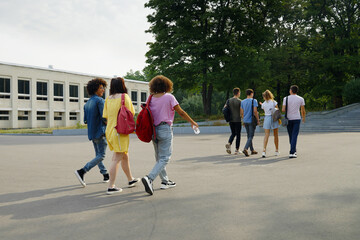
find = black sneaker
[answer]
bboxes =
[103,173,110,183]
[106,187,122,195]
[128,178,140,188]
[142,176,154,195]
[74,169,86,187]
[160,180,176,189]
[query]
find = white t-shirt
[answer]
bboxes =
[261,100,277,116]
[283,95,305,120]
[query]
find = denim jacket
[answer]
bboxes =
[84,95,106,140]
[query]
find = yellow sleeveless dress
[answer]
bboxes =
[102,94,135,153]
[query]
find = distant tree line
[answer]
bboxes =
[134,0,360,114]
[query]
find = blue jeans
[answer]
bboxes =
[148,124,172,182]
[83,136,108,174]
[287,120,301,154]
[244,123,255,151]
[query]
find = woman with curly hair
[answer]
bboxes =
[141,75,199,196]
[75,78,110,187]
[102,77,140,194]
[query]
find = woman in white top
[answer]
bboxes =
[260,90,279,157]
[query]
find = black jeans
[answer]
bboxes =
[228,122,242,150]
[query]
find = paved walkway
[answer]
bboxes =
[1,132,360,240]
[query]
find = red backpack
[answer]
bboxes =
[135,95,156,142]
[115,94,135,135]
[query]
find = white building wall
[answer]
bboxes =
[0,62,149,129]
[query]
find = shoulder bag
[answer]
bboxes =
[281,97,289,127]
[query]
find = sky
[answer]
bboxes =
[0,0,154,77]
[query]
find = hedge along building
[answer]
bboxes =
[0,61,149,129]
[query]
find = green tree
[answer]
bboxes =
[123,69,147,81]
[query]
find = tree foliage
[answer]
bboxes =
[144,0,360,113]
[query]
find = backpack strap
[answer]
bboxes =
[146,94,153,106]
[121,93,125,107]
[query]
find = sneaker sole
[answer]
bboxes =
[142,178,153,195]
[74,170,86,187]
[106,189,123,195]
[160,184,176,190]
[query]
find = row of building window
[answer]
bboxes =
[0,77,147,104]
[0,110,78,121]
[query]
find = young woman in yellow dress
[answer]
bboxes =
[102,77,140,194]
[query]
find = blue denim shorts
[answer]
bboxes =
[263,115,279,130]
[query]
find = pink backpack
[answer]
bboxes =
[115,94,135,135]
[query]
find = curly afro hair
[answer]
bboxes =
[86,78,107,96]
[149,75,173,94]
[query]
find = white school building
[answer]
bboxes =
[0,62,149,129]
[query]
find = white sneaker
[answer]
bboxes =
[262,152,266,158]
[234,149,240,155]
[160,180,176,189]
[275,151,280,156]
[289,153,297,158]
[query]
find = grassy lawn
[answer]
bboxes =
[0,125,87,134]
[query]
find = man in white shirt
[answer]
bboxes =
[282,85,306,158]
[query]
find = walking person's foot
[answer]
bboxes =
[275,151,280,156]
[234,149,240,155]
[251,150,258,155]
[142,176,154,195]
[103,173,110,183]
[225,143,231,154]
[106,187,123,195]
[160,180,176,190]
[262,152,266,158]
[128,178,140,188]
[242,149,249,157]
[74,169,86,187]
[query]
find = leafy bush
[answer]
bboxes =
[343,78,360,104]
[180,94,204,116]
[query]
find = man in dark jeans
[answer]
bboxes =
[74,78,109,187]
[225,88,242,155]
[282,85,306,158]
[240,89,260,157]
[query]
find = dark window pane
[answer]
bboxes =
[18,80,30,94]
[0,78,11,93]
[131,91,137,101]
[54,84,63,97]
[37,82,47,95]
[70,85,78,97]
[141,92,147,102]
[84,86,89,98]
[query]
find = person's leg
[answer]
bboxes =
[148,124,172,181]
[290,120,301,154]
[120,152,134,182]
[228,122,236,145]
[244,123,251,150]
[235,122,241,150]
[263,129,270,152]
[83,138,106,173]
[287,120,294,153]
[96,136,108,174]
[108,152,121,188]
[152,131,169,182]
[273,128,279,152]
[249,125,255,152]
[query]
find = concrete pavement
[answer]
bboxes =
[1,132,360,240]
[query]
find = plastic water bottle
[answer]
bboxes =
[193,126,200,134]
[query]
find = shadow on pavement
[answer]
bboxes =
[178,154,293,166]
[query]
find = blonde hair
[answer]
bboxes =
[262,90,274,101]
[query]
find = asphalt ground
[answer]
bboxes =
[1,132,360,240]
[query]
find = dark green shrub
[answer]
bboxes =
[343,78,360,104]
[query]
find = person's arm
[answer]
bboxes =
[254,107,260,125]
[174,104,198,128]
[98,99,107,125]
[282,104,286,112]
[301,105,306,123]
[240,107,244,119]
[83,105,87,124]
